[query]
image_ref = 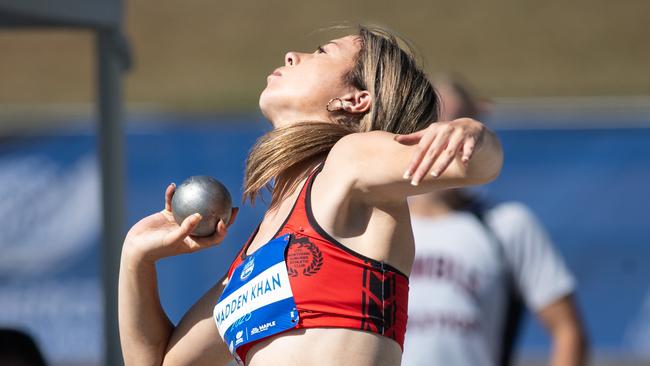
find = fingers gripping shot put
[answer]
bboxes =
[118,25,503,366]
[171,176,232,237]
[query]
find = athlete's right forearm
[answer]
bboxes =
[119,243,175,365]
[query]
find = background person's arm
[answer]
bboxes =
[324,118,503,204]
[486,203,588,366]
[537,294,589,366]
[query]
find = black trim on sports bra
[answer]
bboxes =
[241,169,315,259]
[304,163,410,280]
[239,223,261,260]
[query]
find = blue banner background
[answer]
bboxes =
[1,115,649,363]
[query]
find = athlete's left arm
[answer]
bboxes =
[325,118,503,203]
[536,294,589,366]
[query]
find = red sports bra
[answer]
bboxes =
[224,164,409,363]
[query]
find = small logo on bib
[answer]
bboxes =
[251,320,276,335]
[240,258,255,280]
[235,330,244,345]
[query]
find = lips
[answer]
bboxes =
[266,68,282,83]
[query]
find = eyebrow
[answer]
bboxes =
[326,41,340,50]
[315,40,341,54]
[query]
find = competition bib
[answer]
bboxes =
[213,234,299,361]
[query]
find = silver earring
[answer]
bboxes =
[326,97,342,112]
[326,97,345,112]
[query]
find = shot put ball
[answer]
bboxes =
[171,176,232,237]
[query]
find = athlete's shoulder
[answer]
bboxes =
[326,131,392,164]
[321,131,393,190]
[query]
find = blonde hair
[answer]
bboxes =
[243,25,439,207]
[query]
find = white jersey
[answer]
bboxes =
[402,202,575,366]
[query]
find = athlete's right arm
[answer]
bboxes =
[118,183,238,365]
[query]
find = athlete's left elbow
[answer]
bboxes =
[484,151,504,183]
[468,151,503,185]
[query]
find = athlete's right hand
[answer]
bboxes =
[122,183,239,263]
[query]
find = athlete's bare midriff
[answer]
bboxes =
[246,328,403,366]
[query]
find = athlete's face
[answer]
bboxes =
[259,35,362,128]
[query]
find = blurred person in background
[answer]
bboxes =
[402,75,588,366]
[0,328,47,366]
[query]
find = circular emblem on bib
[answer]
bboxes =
[287,236,323,277]
[240,258,255,280]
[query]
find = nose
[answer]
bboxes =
[285,52,300,66]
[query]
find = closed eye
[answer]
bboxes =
[316,45,327,54]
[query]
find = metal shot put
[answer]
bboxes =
[171,176,232,236]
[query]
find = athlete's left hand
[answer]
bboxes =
[394,118,486,185]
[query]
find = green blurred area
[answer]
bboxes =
[0,0,649,111]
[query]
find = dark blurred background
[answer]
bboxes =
[1,1,649,365]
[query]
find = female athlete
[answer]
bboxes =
[119,25,503,366]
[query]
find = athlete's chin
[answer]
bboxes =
[259,92,282,128]
[259,87,287,128]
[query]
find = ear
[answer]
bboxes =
[340,90,372,114]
